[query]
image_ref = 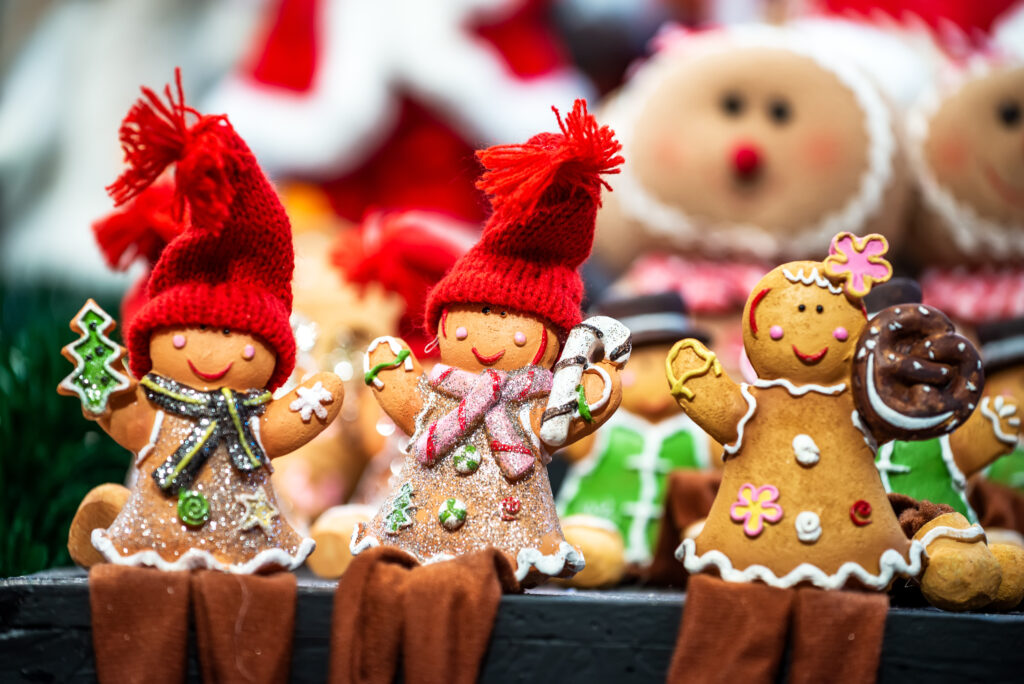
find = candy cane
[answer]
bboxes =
[540,316,631,446]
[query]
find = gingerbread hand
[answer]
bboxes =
[852,304,983,444]
[951,394,1021,478]
[363,335,423,434]
[666,338,745,448]
[259,371,345,458]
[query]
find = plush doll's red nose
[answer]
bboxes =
[732,143,762,179]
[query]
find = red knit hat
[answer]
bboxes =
[424,100,622,337]
[110,71,296,390]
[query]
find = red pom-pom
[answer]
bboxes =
[92,180,184,269]
[475,99,623,218]
[106,68,236,233]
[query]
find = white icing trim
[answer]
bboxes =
[675,537,925,590]
[980,396,1020,447]
[723,383,757,457]
[874,441,909,493]
[754,377,847,396]
[918,523,987,549]
[58,300,132,413]
[865,353,952,430]
[906,78,1024,259]
[851,410,878,453]
[135,410,164,466]
[364,336,413,390]
[250,416,271,474]
[603,24,896,260]
[782,267,843,295]
[560,514,623,536]
[583,364,613,414]
[349,525,380,556]
[92,529,314,574]
[514,541,585,582]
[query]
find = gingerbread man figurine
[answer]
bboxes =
[61,73,344,573]
[350,101,630,587]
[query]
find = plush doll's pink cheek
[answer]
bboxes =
[172,334,186,349]
[769,325,784,340]
[799,131,842,171]
[455,327,468,341]
[514,331,527,346]
[932,132,970,176]
[654,137,686,169]
[242,344,256,360]
[833,327,849,342]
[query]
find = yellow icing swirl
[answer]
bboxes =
[666,340,723,400]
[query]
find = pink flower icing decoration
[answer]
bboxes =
[730,483,784,538]
[823,232,893,298]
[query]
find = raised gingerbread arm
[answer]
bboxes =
[363,336,423,435]
[258,371,345,458]
[950,394,1021,478]
[666,339,746,448]
[95,382,160,454]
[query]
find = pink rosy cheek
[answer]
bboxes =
[455,326,468,341]
[172,334,186,349]
[242,344,256,360]
[833,327,849,342]
[769,325,784,341]
[514,331,527,347]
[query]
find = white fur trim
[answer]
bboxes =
[675,536,924,590]
[92,528,314,574]
[604,24,895,261]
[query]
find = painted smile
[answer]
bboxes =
[983,163,1024,208]
[471,347,506,365]
[187,359,233,381]
[792,345,828,364]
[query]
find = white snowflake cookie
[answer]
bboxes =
[289,381,333,422]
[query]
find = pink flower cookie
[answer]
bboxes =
[729,483,783,538]
[823,232,893,298]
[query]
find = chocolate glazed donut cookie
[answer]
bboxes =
[853,304,983,442]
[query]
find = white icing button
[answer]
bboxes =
[795,511,822,544]
[792,434,820,467]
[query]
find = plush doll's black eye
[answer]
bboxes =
[816,305,824,313]
[721,92,745,116]
[998,100,1021,128]
[482,306,491,314]
[222,328,231,336]
[768,98,791,125]
[500,311,508,318]
[199,324,208,330]
[798,304,806,312]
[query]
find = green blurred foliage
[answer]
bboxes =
[0,285,131,577]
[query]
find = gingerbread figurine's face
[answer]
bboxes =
[631,48,871,240]
[743,262,864,385]
[620,344,678,421]
[436,304,560,373]
[924,66,1024,228]
[150,326,276,391]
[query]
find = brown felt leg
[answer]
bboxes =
[328,546,419,684]
[402,548,520,684]
[790,588,888,684]
[668,574,794,684]
[89,564,191,684]
[647,471,721,586]
[191,571,297,684]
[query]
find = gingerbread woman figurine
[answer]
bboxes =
[350,101,629,586]
[60,73,344,573]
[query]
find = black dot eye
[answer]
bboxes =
[199,324,208,331]
[222,328,231,336]
[816,305,824,313]
[767,98,791,125]
[500,311,508,318]
[482,306,491,315]
[721,92,745,117]
[798,304,806,312]
[998,100,1021,128]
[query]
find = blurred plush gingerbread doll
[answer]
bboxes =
[350,101,630,587]
[664,233,1003,681]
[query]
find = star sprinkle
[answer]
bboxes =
[289,381,333,422]
[236,488,280,536]
[823,232,892,298]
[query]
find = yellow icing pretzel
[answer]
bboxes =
[666,340,722,400]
